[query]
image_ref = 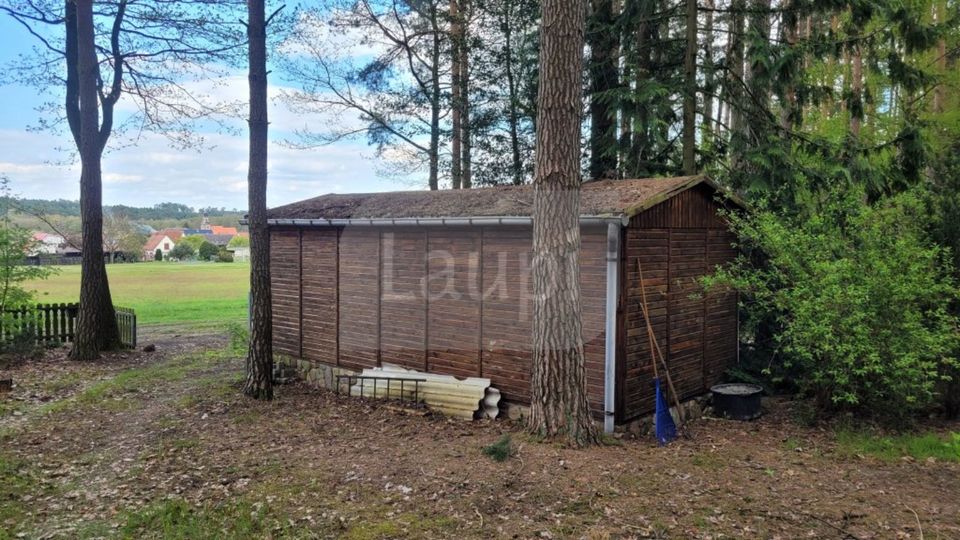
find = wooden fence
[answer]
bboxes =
[114,306,137,348]
[0,303,137,348]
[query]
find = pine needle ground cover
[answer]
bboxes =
[1,339,958,539]
[25,262,249,329]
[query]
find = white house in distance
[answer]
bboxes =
[30,232,65,255]
[143,229,183,260]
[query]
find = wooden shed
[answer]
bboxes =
[266,175,741,431]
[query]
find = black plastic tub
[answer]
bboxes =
[710,383,763,420]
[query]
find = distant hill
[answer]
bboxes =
[1,198,245,221]
[1,197,246,237]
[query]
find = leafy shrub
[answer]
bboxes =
[169,242,195,261]
[227,234,249,248]
[155,248,163,261]
[0,312,43,360]
[0,198,55,358]
[705,188,959,423]
[216,248,234,263]
[179,235,207,251]
[198,241,219,261]
[928,150,960,419]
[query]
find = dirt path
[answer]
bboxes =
[1,340,958,539]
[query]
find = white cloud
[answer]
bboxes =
[0,127,420,210]
[0,10,430,211]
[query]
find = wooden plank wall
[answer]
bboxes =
[704,229,738,385]
[621,186,738,421]
[270,228,301,358]
[301,229,338,365]
[380,230,427,370]
[269,225,608,414]
[427,227,482,378]
[479,226,607,414]
[622,228,669,418]
[338,228,380,371]
[668,229,707,399]
[580,229,608,415]
[480,226,534,405]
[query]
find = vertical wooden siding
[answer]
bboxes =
[427,227,482,378]
[338,228,380,370]
[379,230,427,370]
[269,224,608,414]
[622,187,738,421]
[580,228,608,415]
[667,229,707,399]
[629,183,729,229]
[301,229,338,365]
[703,229,738,385]
[480,226,534,404]
[479,225,607,413]
[623,228,669,417]
[270,229,301,358]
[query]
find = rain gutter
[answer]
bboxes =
[261,215,629,227]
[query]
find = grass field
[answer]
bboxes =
[25,262,249,329]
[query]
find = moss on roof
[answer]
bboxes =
[268,176,733,220]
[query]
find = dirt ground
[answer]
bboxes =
[1,336,958,539]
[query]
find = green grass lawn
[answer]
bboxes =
[836,430,960,462]
[25,262,250,328]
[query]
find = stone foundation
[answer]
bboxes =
[617,394,710,436]
[500,401,530,421]
[277,356,359,391]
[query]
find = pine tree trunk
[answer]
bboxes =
[682,0,698,174]
[780,0,798,132]
[850,44,862,138]
[826,14,839,118]
[503,0,524,185]
[69,0,121,362]
[727,0,746,168]
[461,0,472,189]
[745,0,770,145]
[627,0,655,176]
[587,0,618,179]
[429,4,441,191]
[450,0,463,190]
[244,0,273,400]
[701,0,715,146]
[528,0,599,447]
[933,0,946,114]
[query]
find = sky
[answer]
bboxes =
[0,12,416,211]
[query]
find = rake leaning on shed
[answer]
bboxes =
[638,258,684,443]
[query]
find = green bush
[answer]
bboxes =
[197,241,219,261]
[705,188,959,423]
[154,248,163,261]
[168,242,195,261]
[179,235,207,251]
[216,248,234,263]
[928,147,960,418]
[227,235,249,248]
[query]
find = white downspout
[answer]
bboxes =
[603,222,620,434]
